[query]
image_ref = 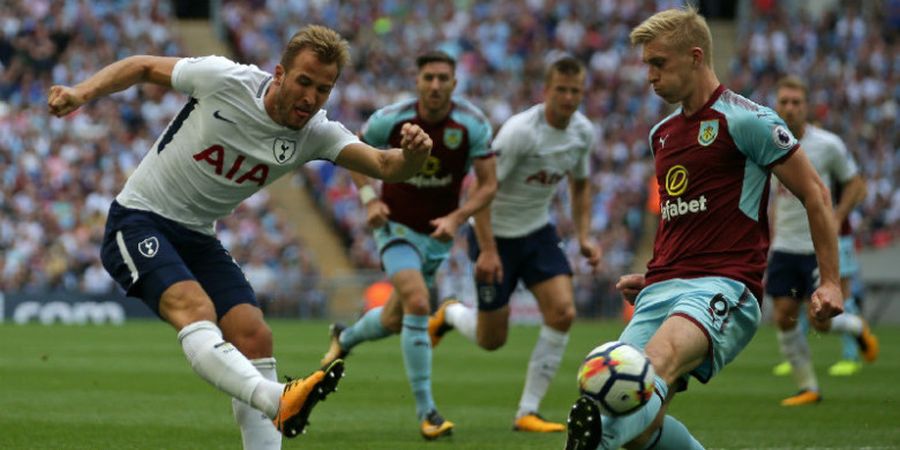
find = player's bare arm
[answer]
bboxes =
[570,177,601,268]
[616,273,645,304]
[335,123,432,183]
[348,170,390,229]
[471,200,503,284]
[771,147,843,319]
[430,156,497,242]
[48,55,179,117]
[833,175,867,225]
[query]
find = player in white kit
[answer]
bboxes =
[766,75,879,406]
[429,56,601,433]
[47,25,432,448]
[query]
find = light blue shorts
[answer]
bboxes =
[619,277,761,384]
[374,221,452,288]
[839,235,859,278]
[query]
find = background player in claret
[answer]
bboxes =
[428,55,601,433]
[320,50,496,440]
[766,75,878,406]
[564,7,844,450]
[47,25,432,449]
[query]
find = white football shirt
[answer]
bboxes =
[116,56,359,235]
[771,124,858,253]
[490,104,595,238]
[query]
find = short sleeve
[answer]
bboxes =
[171,56,238,98]
[492,118,530,183]
[728,106,799,168]
[571,120,594,180]
[827,135,859,183]
[313,117,361,162]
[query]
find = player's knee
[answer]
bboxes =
[227,321,273,359]
[773,300,799,331]
[397,289,430,316]
[545,303,575,330]
[477,333,506,351]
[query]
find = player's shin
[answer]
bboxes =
[517,325,568,417]
[445,302,478,341]
[641,415,704,450]
[339,306,392,350]
[178,320,281,417]
[401,314,436,419]
[233,357,282,450]
[601,375,667,449]
[776,327,818,392]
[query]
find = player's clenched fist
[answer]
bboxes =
[399,123,432,156]
[47,85,86,117]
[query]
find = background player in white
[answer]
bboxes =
[565,8,844,449]
[767,75,879,406]
[320,50,496,440]
[429,56,601,433]
[47,25,432,449]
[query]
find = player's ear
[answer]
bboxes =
[273,64,285,85]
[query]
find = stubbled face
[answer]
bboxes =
[416,61,456,118]
[270,49,338,129]
[641,38,694,105]
[775,86,807,134]
[543,70,585,126]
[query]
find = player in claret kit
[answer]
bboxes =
[564,7,844,449]
[48,25,432,449]
[320,50,497,440]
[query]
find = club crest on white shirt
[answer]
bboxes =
[138,237,159,258]
[273,138,297,164]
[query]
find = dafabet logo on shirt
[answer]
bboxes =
[660,164,708,221]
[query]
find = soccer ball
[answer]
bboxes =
[577,341,656,416]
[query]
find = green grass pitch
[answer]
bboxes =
[1,319,897,449]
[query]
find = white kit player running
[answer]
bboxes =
[47,26,432,449]
[429,56,601,433]
[767,75,878,406]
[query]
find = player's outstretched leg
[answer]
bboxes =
[776,326,821,406]
[428,298,460,347]
[273,359,345,438]
[320,306,392,367]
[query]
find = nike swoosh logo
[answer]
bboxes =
[213,110,236,124]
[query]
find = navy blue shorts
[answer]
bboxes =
[467,223,572,311]
[765,250,819,300]
[100,201,258,319]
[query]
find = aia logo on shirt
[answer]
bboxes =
[525,170,565,186]
[193,145,270,186]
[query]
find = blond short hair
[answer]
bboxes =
[629,6,714,67]
[776,75,809,99]
[281,25,351,73]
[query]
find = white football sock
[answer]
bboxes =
[233,357,282,450]
[445,302,477,342]
[177,321,281,417]
[776,327,818,391]
[829,312,863,336]
[517,325,568,418]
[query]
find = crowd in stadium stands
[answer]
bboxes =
[1,0,896,318]
[0,0,326,316]
[729,0,899,249]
